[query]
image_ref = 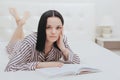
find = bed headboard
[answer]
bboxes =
[0,2,95,42]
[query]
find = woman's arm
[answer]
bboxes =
[58,35,80,64]
[36,62,64,69]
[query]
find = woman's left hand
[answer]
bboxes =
[57,29,66,52]
[57,29,69,60]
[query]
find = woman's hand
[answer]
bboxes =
[36,62,64,69]
[57,29,66,51]
[57,29,69,60]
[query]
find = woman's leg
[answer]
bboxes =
[8,8,30,44]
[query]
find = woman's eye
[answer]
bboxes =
[56,27,61,30]
[46,26,51,29]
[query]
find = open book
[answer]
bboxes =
[36,64,100,77]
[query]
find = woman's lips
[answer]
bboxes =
[50,36,57,38]
[49,36,57,39]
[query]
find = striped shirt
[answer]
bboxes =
[5,32,80,71]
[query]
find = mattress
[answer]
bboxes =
[0,40,120,80]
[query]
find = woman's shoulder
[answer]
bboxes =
[26,32,37,38]
[23,32,37,45]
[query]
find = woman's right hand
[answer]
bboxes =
[36,62,64,69]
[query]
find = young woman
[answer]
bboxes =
[5,8,80,71]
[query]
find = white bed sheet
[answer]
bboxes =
[0,39,120,80]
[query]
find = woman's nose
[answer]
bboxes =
[51,28,56,34]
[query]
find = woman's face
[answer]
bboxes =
[46,17,63,43]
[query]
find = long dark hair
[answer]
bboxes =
[36,10,64,52]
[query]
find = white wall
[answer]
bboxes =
[0,1,95,42]
[95,0,120,36]
[0,0,120,37]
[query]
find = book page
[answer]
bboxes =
[36,64,100,77]
[76,64,101,75]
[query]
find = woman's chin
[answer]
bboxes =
[49,39,57,43]
[47,37,58,43]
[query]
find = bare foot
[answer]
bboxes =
[9,8,20,23]
[9,8,30,27]
[18,11,30,27]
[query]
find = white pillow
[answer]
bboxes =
[0,41,9,72]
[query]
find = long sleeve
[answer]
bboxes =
[5,40,38,72]
[61,35,80,64]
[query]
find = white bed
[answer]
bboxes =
[0,2,120,80]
